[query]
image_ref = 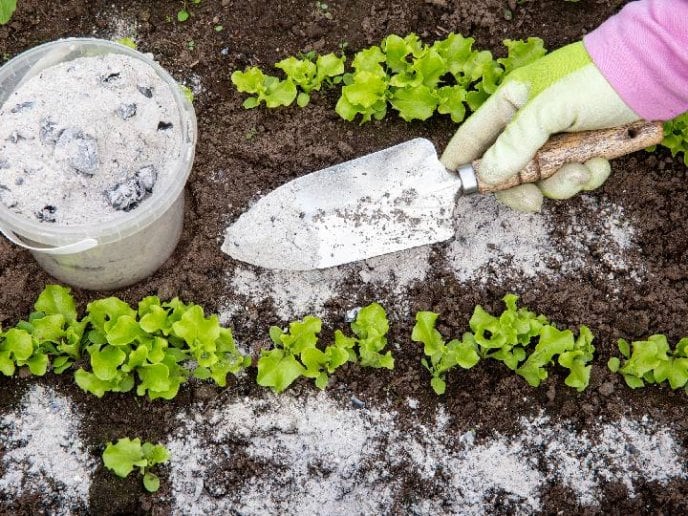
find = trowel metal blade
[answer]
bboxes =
[222,138,462,270]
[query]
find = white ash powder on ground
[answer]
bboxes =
[447,195,551,283]
[167,393,397,515]
[223,192,638,323]
[446,194,643,286]
[223,246,430,323]
[0,385,96,513]
[0,53,181,225]
[225,267,346,321]
[358,246,431,290]
[167,392,685,515]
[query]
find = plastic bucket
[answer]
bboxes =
[0,38,197,290]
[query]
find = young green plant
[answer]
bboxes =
[412,311,479,395]
[257,302,393,393]
[0,285,86,377]
[177,0,201,22]
[0,0,16,24]
[102,438,170,492]
[414,294,595,394]
[608,334,688,390]
[75,295,250,400]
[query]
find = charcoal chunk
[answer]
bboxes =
[105,179,144,212]
[7,131,26,143]
[54,128,99,175]
[35,205,57,223]
[102,72,121,84]
[10,101,35,113]
[157,121,173,131]
[115,103,137,120]
[0,185,16,208]
[105,166,158,212]
[39,118,61,146]
[134,165,157,192]
[137,85,153,98]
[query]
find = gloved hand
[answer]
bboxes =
[440,42,640,212]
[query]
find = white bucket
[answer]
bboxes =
[0,38,197,290]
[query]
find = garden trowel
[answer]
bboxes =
[223,121,663,270]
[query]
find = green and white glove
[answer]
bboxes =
[440,42,640,212]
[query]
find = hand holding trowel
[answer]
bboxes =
[223,39,673,270]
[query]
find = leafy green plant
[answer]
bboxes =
[258,315,344,392]
[231,67,298,109]
[75,296,250,400]
[412,312,479,395]
[232,32,545,124]
[349,302,394,369]
[0,0,16,25]
[102,438,170,492]
[275,52,345,107]
[338,33,545,123]
[470,295,595,391]
[608,334,688,390]
[0,285,85,377]
[177,0,201,22]
[414,295,595,394]
[230,33,687,161]
[257,303,393,393]
[515,324,595,391]
[657,112,688,166]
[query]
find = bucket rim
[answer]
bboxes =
[0,37,197,243]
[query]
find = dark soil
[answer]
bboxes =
[1,0,687,514]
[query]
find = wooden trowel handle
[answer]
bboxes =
[474,120,665,193]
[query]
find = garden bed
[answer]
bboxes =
[1,0,688,513]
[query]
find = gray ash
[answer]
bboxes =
[54,128,99,175]
[0,185,16,208]
[137,85,153,98]
[35,205,57,222]
[115,103,137,120]
[10,101,35,114]
[105,165,158,212]
[39,119,61,146]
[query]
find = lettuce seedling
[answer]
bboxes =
[257,303,393,393]
[416,295,595,394]
[0,285,86,377]
[470,294,547,369]
[336,46,389,123]
[259,313,357,391]
[608,334,688,390]
[170,303,250,387]
[275,53,345,107]
[102,437,170,492]
[75,295,250,399]
[516,324,595,391]
[657,112,688,166]
[0,0,16,25]
[350,302,394,369]
[558,325,595,391]
[257,315,321,392]
[412,311,479,395]
[231,67,297,109]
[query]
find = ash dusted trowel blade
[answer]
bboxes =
[222,138,463,270]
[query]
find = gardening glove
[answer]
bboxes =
[440,41,640,212]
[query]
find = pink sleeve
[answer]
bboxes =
[583,0,688,121]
